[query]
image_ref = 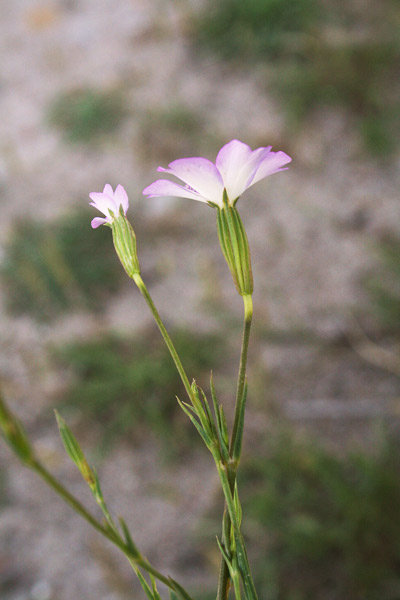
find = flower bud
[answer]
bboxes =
[0,395,34,465]
[216,191,253,296]
[55,410,96,487]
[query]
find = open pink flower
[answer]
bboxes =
[142,139,291,207]
[89,184,129,228]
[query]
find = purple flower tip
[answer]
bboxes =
[89,184,129,228]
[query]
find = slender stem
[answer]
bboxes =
[132,274,256,599]
[230,294,253,458]
[133,273,193,402]
[215,460,258,600]
[217,293,253,600]
[217,508,232,600]
[32,460,116,541]
[31,460,183,593]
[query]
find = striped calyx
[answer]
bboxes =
[111,210,140,279]
[216,191,253,296]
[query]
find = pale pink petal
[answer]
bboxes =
[89,193,113,217]
[114,184,129,214]
[216,140,252,175]
[91,216,109,229]
[89,191,107,203]
[250,151,292,187]
[102,183,114,197]
[143,179,210,203]
[216,140,273,201]
[159,157,224,205]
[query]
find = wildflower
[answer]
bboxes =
[89,183,129,228]
[89,184,140,277]
[142,139,291,207]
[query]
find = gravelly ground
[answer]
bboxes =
[1,1,400,599]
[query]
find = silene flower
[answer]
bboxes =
[89,183,129,228]
[142,139,291,208]
[89,183,140,278]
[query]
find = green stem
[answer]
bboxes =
[31,460,186,593]
[32,460,116,541]
[217,294,253,600]
[230,294,253,458]
[215,461,258,600]
[133,273,193,402]
[132,275,256,598]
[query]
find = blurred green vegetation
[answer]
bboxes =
[1,209,123,321]
[194,0,319,60]
[277,38,400,156]
[138,103,221,164]
[48,87,126,144]
[0,468,9,508]
[364,236,400,330]
[56,328,227,452]
[193,0,400,156]
[203,430,400,599]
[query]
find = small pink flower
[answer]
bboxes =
[142,139,291,207]
[89,184,129,228]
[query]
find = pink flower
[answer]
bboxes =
[142,139,291,207]
[89,184,129,229]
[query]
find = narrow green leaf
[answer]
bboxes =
[216,535,231,566]
[55,410,84,465]
[118,517,140,559]
[217,462,241,534]
[54,410,95,486]
[176,397,211,446]
[231,380,248,462]
[233,531,258,600]
[234,482,242,527]
[218,405,230,451]
[209,374,229,462]
[210,373,219,424]
[169,578,194,600]
[150,575,162,600]
[190,382,212,437]
[198,386,218,440]
[135,569,154,600]
[216,536,242,600]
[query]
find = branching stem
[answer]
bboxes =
[217,294,253,600]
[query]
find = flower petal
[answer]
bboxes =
[89,193,114,217]
[114,184,129,214]
[216,140,272,201]
[143,179,209,203]
[250,151,292,186]
[159,157,224,206]
[103,183,114,197]
[91,216,109,229]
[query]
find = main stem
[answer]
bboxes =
[217,293,253,600]
[230,294,253,458]
[133,273,193,402]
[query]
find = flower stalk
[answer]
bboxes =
[132,272,194,404]
[217,292,254,600]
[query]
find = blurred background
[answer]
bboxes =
[1,0,400,598]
